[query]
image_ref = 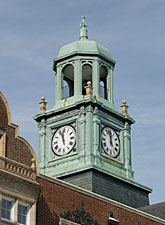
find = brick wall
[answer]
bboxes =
[0,92,34,166]
[36,175,164,225]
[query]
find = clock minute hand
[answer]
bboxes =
[108,130,113,147]
[59,130,65,145]
[62,131,65,145]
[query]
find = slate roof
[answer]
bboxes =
[139,202,165,220]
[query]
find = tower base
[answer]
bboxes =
[59,169,150,208]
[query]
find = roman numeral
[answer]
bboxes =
[103,142,106,147]
[55,145,58,150]
[69,141,73,146]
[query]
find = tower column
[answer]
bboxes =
[55,65,63,104]
[107,67,114,103]
[93,59,100,98]
[93,107,100,163]
[86,105,93,164]
[38,119,46,173]
[74,59,82,98]
[124,122,132,179]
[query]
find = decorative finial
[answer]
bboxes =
[84,81,93,97]
[39,96,47,113]
[31,158,36,170]
[80,16,88,40]
[120,100,129,116]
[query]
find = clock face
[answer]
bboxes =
[101,127,120,158]
[52,125,76,156]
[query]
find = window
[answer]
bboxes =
[1,196,14,222]
[18,202,30,225]
[1,196,30,225]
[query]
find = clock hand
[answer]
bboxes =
[61,129,65,145]
[62,133,65,145]
[108,130,113,147]
[59,130,65,145]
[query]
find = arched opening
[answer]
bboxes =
[100,65,108,99]
[82,64,92,95]
[62,64,74,99]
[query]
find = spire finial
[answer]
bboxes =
[120,100,129,116]
[80,16,88,40]
[39,96,47,113]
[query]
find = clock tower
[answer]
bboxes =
[34,17,151,208]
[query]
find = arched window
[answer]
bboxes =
[82,64,92,95]
[100,65,108,99]
[62,64,74,99]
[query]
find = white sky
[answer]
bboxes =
[0,0,165,204]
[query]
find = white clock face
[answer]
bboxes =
[101,127,120,158]
[52,125,76,156]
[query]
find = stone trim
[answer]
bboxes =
[0,91,12,124]
[60,218,80,225]
[0,130,6,157]
[0,156,36,181]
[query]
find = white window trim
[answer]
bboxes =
[1,195,32,225]
[18,201,30,225]
[1,195,15,223]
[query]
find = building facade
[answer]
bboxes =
[0,91,40,225]
[0,76,165,225]
[0,17,165,225]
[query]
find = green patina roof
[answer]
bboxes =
[56,40,113,61]
[55,16,114,63]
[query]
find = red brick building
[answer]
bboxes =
[0,91,165,225]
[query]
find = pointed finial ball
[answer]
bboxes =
[122,100,127,105]
[41,96,45,101]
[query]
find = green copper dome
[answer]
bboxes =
[56,40,113,61]
[55,16,114,63]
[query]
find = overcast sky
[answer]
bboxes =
[1,0,165,205]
